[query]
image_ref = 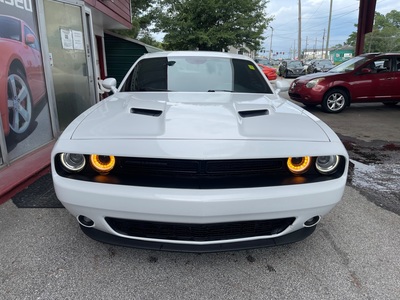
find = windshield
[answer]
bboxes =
[122,56,273,94]
[0,16,21,41]
[257,59,271,66]
[328,56,369,73]
[288,61,303,68]
[316,60,333,66]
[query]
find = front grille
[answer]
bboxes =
[105,217,295,242]
[122,158,283,174]
[116,158,287,188]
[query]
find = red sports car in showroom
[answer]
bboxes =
[0,15,46,136]
[289,53,400,113]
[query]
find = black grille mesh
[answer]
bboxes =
[105,217,295,242]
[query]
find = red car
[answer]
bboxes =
[0,15,46,136]
[289,53,400,113]
[258,64,277,81]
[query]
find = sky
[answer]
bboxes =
[263,0,398,59]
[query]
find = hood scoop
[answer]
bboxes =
[238,109,269,118]
[130,107,163,117]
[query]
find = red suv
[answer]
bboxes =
[289,53,400,113]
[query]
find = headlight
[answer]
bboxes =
[315,155,340,174]
[90,154,115,174]
[305,78,324,88]
[60,153,86,172]
[287,156,311,174]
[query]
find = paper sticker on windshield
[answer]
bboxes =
[248,65,255,70]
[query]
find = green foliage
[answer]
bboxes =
[152,0,273,51]
[112,0,156,39]
[346,10,400,53]
[137,33,164,48]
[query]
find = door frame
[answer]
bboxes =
[36,0,97,137]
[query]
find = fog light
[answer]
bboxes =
[78,215,94,227]
[304,216,321,227]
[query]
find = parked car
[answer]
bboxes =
[307,59,335,74]
[278,60,306,78]
[258,63,277,81]
[255,58,271,66]
[52,51,348,252]
[0,15,46,137]
[289,53,400,113]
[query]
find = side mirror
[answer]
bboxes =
[275,80,290,93]
[25,34,35,45]
[102,78,118,94]
[360,68,372,74]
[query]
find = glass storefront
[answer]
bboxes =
[0,0,97,168]
[0,0,53,165]
[42,0,95,131]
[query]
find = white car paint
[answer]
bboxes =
[51,51,349,251]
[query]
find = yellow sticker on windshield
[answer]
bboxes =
[248,65,255,70]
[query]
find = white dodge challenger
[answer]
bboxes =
[51,51,348,252]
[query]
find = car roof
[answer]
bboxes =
[140,51,255,62]
[361,52,400,59]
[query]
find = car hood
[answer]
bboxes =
[69,92,329,142]
[295,72,338,82]
[287,67,304,71]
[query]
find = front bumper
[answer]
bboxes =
[289,83,324,104]
[80,224,316,252]
[53,173,346,250]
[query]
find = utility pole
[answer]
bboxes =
[322,28,325,59]
[325,0,333,59]
[305,36,308,60]
[298,0,302,60]
[293,40,296,59]
[268,26,274,61]
[314,37,317,59]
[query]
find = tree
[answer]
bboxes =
[152,0,273,51]
[346,10,400,53]
[113,0,156,40]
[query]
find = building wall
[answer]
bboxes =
[330,49,354,64]
[0,0,132,202]
[85,0,131,29]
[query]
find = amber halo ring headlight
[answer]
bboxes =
[287,156,311,175]
[60,153,86,172]
[316,155,340,174]
[90,154,116,174]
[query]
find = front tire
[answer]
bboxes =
[7,69,32,134]
[322,89,348,113]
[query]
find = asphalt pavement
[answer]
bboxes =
[1,184,399,299]
[1,82,399,299]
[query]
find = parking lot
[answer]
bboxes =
[1,80,399,300]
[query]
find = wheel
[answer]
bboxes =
[322,89,348,113]
[7,69,32,134]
